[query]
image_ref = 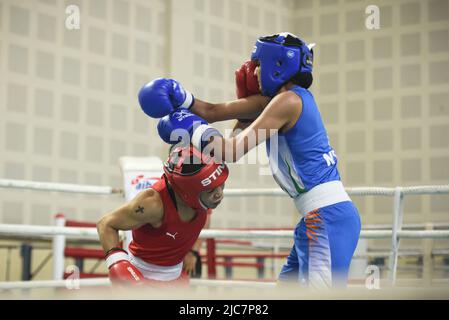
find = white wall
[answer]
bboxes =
[0,0,448,232]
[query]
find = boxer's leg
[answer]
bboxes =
[279,203,361,288]
[278,218,308,284]
[300,203,361,288]
[324,201,362,287]
[303,210,333,288]
[279,215,332,288]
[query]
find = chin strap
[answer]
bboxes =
[164,175,178,211]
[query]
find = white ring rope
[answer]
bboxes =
[0,278,275,290]
[0,179,121,195]
[0,278,109,290]
[0,224,448,240]
[0,224,99,240]
[1,178,448,197]
[1,178,448,288]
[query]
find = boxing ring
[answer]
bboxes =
[0,178,449,294]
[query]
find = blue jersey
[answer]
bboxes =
[266,86,340,197]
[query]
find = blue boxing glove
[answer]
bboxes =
[138,78,194,118]
[157,109,221,150]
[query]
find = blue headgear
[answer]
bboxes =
[251,32,315,97]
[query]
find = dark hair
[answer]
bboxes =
[168,144,205,175]
[181,159,204,175]
[290,72,313,89]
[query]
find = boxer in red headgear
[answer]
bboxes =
[97,145,228,287]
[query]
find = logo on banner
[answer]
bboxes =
[131,175,157,191]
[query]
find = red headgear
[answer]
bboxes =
[163,145,229,210]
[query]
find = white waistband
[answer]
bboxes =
[293,181,351,216]
[129,252,182,281]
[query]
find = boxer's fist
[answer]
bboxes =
[157,109,221,150]
[235,60,260,99]
[138,78,194,118]
[105,248,144,285]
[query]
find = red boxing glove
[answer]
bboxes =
[235,60,260,99]
[105,248,144,286]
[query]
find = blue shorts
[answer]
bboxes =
[278,201,361,287]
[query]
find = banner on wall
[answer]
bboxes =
[119,156,163,251]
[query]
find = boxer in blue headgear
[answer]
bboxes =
[140,32,361,288]
[251,32,314,97]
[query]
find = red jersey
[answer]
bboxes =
[128,177,208,266]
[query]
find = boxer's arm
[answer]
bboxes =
[208,91,301,162]
[229,120,252,138]
[193,212,210,251]
[97,188,164,252]
[183,213,211,276]
[190,95,270,124]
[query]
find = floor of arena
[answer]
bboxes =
[1,283,449,300]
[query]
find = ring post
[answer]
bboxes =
[389,187,404,285]
[52,213,66,280]
[206,238,217,279]
[422,223,434,286]
[20,244,33,280]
